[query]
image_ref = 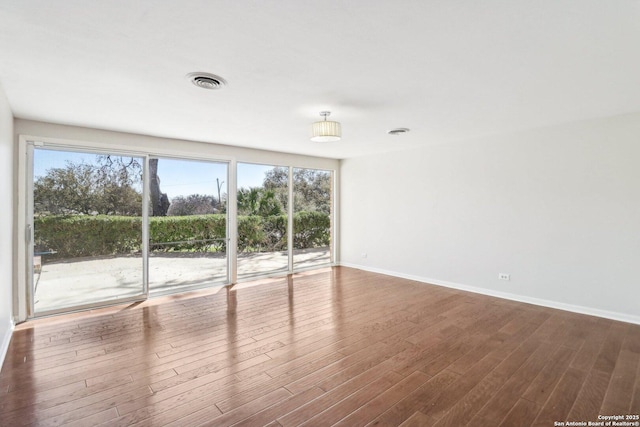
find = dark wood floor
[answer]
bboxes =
[1,267,638,426]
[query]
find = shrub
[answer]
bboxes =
[34,212,330,259]
[237,215,267,252]
[149,215,226,252]
[293,211,330,249]
[237,214,288,253]
[34,215,142,258]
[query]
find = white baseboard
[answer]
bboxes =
[0,320,15,371]
[339,262,640,326]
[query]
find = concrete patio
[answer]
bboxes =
[34,247,331,313]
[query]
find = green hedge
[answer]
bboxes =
[293,211,331,249]
[34,215,142,259]
[34,212,330,259]
[150,215,227,252]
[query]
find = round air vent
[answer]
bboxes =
[387,128,410,135]
[186,72,227,90]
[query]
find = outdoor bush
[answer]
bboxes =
[236,215,267,252]
[293,211,330,249]
[262,214,288,251]
[34,215,141,259]
[237,214,288,253]
[149,215,226,252]
[35,211,330,259]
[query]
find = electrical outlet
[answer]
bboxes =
[498,273,510,281]
[361,253,368,259]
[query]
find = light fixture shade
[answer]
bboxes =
[311,120,341,142]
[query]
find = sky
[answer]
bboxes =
[34,148,281,200]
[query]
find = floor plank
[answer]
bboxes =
[531,367,588,427]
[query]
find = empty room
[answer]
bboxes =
[0,1,639,426]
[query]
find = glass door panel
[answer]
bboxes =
[293,168,332,269]
[237,163,289,279]
[148,157,228,294]
[32,148,146,314]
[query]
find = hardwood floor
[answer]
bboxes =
[1,267,638,426]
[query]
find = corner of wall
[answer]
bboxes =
[0,82,15,370]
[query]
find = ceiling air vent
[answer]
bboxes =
[187,72,227,90]
[387,128,410,135]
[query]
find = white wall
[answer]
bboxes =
[0,84,14,368]
[340,113,640,324]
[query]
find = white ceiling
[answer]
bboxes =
[1,1,639,159]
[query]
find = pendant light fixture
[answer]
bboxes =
[310,111,341,142]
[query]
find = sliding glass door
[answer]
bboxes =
[24,141,334,317]
[236,164,333,279]
[237,163,289,279]
[28,148,230,316]
[148,157,229,294]
[30,147,146,314]
[293,168,332,269]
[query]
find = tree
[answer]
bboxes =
[34,162,94,215]
[149,158,170,216]
[96,155,142,184]
[216,178,225,212]
[292,168,331,214]
[97,156,171,217]
[96,177,143,215]
[237,187,283,216]
[262,167,289,210]
[262,167,331,214]
[167,194,220,216]
[34,161,142,215]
